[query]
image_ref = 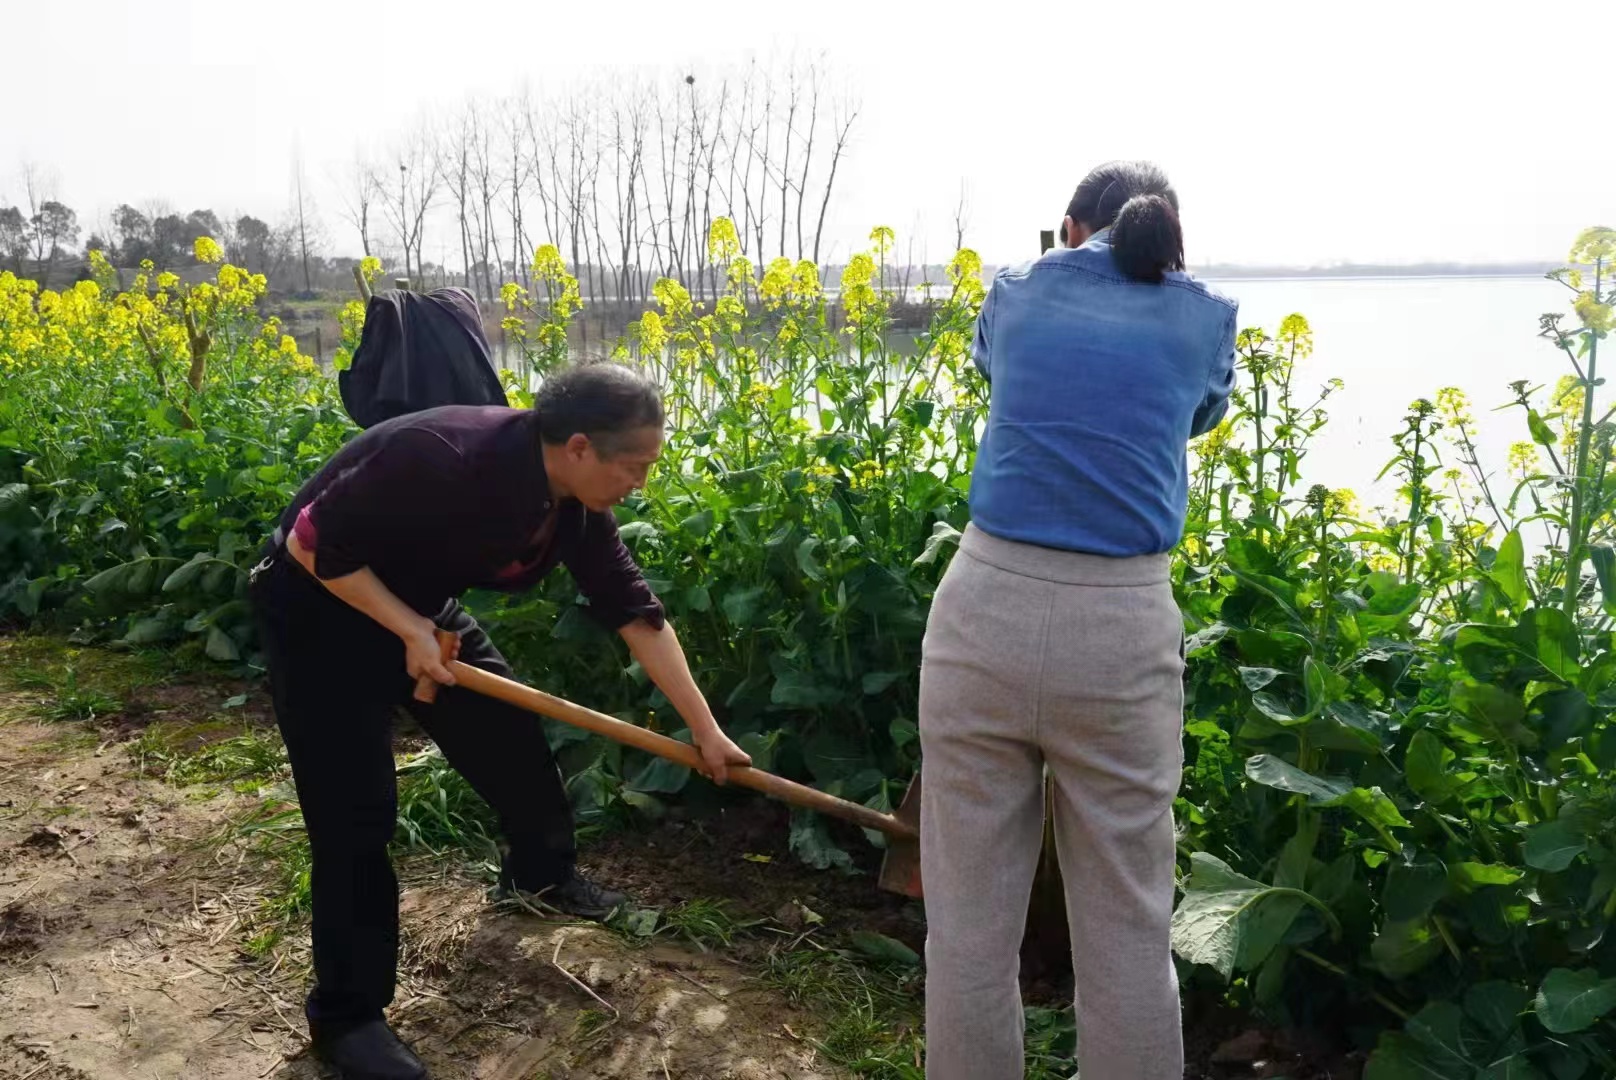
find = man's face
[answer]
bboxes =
[569,426,662,511]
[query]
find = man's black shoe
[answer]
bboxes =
[311,1018,428,1080]
[492,871,629,921]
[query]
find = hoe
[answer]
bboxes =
[417,631,924,898]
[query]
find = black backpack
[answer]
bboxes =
[337,286,508,428]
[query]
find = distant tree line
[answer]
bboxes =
[0,159,342,295]
[338,57,862,306]
[4,58,921,306]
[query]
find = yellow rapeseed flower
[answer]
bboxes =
[1196,419,1234,456]
[1277,314,1314,359]
[869,226,896,260]
[759,259,792,308]
[791,260,822,303]
[1574,293,1614,333]
[728,256,755,294]
[1326,488,1362,518]
[933,329,969,365]
[1435,387,1472,427]
[841,254,880,324]
[947,248,985,305]
[637,310,668,354]
[1365,553,1401,574]
[651,278,693,322]
[708,217,741,266]
[194,237,224,264]
[715,294,746,334]
[850,458,887,491]
[1509,441,1539,477]
[531,244,568,285]
[87,249,117,289]
[802,463,838,495]
[1570,226,1616,265]
[1555,374,1586,455]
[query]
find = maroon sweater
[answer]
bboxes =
[278,405,665,629]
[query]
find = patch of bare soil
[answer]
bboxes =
[0,694,843,1080]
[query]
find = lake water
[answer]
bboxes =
[1199,274,1570,509]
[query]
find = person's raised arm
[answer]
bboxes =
[283,428,467,696]
[618,618,750,783]
[1190,307,1239,438]
[285,532,458,695]
[971,273,1000,384]
[564,510,751,783]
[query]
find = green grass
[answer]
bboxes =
[393,747,499,858]
[230,802,314,924]
[7,661,123,721]
[569,1007,620,1050]
[655,898,763,952]
[1,633,178,696]
[228,749,502,941]
[8,665,58,692]
[242,927,284,959]
[765,947,925,1079]
[131,721,286,786]
[760,944,1076,1079]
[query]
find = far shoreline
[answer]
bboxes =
[1197,270,1552,284]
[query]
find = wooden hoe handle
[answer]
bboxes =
[412,629,914,840]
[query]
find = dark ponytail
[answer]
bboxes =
[1065,161,1186,284]
[1111,194,1184,284]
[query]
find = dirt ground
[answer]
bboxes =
[0,669,848,1080]
[0,637,1364,1080]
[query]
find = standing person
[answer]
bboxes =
[249,362,751,1080]
[918,161,1237,1079]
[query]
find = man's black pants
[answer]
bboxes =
[250,554,576,1028]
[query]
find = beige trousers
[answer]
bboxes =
[918,524,1186,1080]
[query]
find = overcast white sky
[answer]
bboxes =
[3,0,1610,268]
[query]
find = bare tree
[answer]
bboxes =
[290,153,326,293]
[525,105,566,272]
[900,217,919,298]
[0,206,27,272]
[953,180,971,253]
[794,65,821,262]
[737,72,773,265]
[811,99,857,265]
[439,105,477,295]
[502,92,535,291]
[20,165,80,287]
[335,155,381,259]
[776,68,799,262]
[382,128,441,287]
[736,69,769,264]
[468,102,507,302]
[305,59,862,309]
[653,88,685,286]
[608,88,650,304]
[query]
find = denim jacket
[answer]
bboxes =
[968,228,1238,557]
